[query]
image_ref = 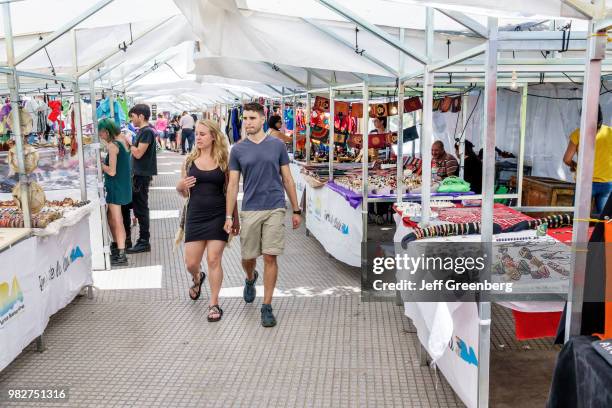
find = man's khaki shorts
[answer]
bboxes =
[240,208,286,259]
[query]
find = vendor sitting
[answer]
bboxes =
[267,115,293,144]
[431,140,459,180]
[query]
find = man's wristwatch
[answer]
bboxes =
[293,209,302,215]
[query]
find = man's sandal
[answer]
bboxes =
[207,305,223,322]
[189,271,206,300]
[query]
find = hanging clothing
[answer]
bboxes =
[284,108,294,131]
[96,97,126,125]
[117,98,129,120]
[48,100,62,122]
[24,98,50,133]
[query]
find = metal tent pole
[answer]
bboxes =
[478,16,499,408]
[73,85,87,201]
[566,15,606,340]
[329,87,335,181]
[89,71,111,271]
[292,94,297,154]
[361,82,369,246]
[396,80,405,202]
[459,94,468,178]
[73,29,87,201]
[306,93,312,164]
[109,90,115,124]
[280,86,285,133]
[516,85,528,206]
[2,3,31,228]
[420,8,434,227]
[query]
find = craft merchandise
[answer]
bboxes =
[503,213,573,233]
[401,222,503,248]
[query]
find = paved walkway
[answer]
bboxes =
[1,151,558,407]
[1,151,463,407]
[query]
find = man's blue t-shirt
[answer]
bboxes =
[229,136,290,211]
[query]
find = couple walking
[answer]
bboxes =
[176,103,301,326]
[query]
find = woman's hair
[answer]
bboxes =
[186,119,230,171]
[268,115,282,130]
[158,113,163,118]
[98,118,120,139]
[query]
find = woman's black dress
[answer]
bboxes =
[184,164,229,243]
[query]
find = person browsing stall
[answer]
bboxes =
[225,102,302,328]
[563,106,612,215]
[267,115,292,143]
[122,104,157,254]
[431,140,459,180]
[99,118,132,266]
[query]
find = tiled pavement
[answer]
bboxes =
[0,151,556,407]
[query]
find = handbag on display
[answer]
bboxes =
[385,132,398,145]
[368,133,386,149]
[402,125,419,142]
[439,96,453,113]
[314,96,330,112]
[348,133,363,148]
[369,103,389,118]
[335,101,349,116]
[451,97,462,112]
[432,98,442,111]
[387,102,399,116]
[404,97,422,113]
[350,103,363,118]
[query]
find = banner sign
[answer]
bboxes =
[0,219,92,371]
[305,183,362,267]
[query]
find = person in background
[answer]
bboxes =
[154,113,168,151]
[167,116,179,152]
[431,140,459,180]
[99,118,132,266]
[176,120,239,322]
[123,104,158,253]
[267,115,292,143]
[371,116,386,134]
[225,102,302,328]
[179,111,195,155]
[455,140,482,194]
[563,105,612,215]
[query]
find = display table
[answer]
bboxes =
[327,180,475,208]
[394,208,569,408]
[0,207,93,371]
[547,335,612,408]
[0,228,32,251]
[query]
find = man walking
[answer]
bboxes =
[122,104,157,253]
[225,102,301,327]
[179,111,195,155]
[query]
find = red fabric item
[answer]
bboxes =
[48,100,61,122]
[512,310,562,340]
[546,226,595,243]
[404,97,422,113]
[436,204,533,230]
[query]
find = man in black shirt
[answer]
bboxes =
[122,104,157,253]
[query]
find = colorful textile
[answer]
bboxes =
[436,204,533,230]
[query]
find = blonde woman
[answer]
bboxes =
[176,120,239,321]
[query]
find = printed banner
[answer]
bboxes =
[404,301,479,408]
[0,219,92,371]
[305,183,362,267]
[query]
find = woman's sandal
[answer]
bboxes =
[189,271,206,300]
[207,305,223,322]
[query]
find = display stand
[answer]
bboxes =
[0,211,93,371]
